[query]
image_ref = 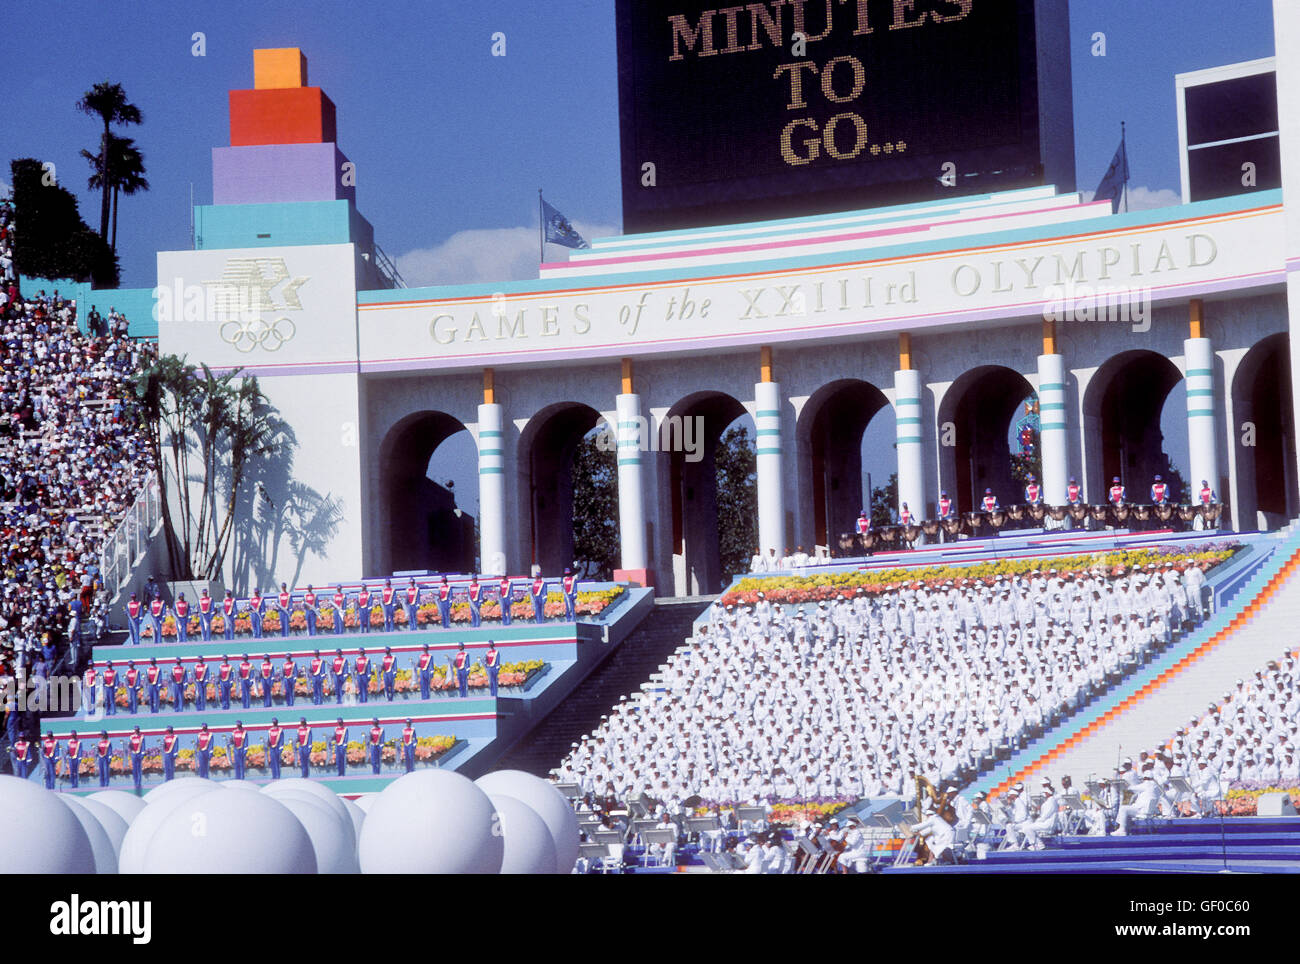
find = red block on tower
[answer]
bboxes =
[229,87,337,146]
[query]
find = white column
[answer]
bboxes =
[894,369,926,518]
[615,393,647,571]
[755,381,785,557]
[1185,337,1218,499]
[1037,353,1069,505]
[477,402,507,575]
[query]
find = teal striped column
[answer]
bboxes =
[1185,336,1217,496]
[477,402,507,575]
[615,392,647,570]
[894,368,925,519]
[755,381,785,557]
[1037,353,1068,505]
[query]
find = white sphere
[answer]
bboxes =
[342,798,366,845]
[222,779,264,792]
[488,793,558,875]
[353,793,376,813]
[141,790,317,874]
[261,778,352,826]
[119,781,224,874]
[144,776,219,805]
[59,795,119,874]
[358,770,503,874]
[71,795,131,860]
[273,792,359,874]
[88,789,147,826]
[0,776,95,873]
[475,770,578,873]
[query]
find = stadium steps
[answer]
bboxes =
[491,597,709,776]
[974,524,1300,795]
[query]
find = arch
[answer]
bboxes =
[937,365,1036,513]
[1232,333,1297,527]
[517,401,603,575]
[661,390,749,595]
[377,410,476,576]
[796,378,891,546]
[1082,350,1184,500]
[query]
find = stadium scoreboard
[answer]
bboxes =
[616,0,1075,233]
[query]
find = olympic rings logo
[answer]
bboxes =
[219,316,297,352]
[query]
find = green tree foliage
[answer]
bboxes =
[571,432,619,579]
[75,81,143,242]
[81,134,149,252]
[715,425,757,583]
[9,158,118,286]
[870,472,899,528]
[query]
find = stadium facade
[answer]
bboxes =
[154,6,1300,598]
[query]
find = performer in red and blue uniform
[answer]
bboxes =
[354,649,372,704]
[217,656,234,710]
[248,588,265,640]
[174,592,190,643]
[161,727,180,782]
[436,576,452,628]
[221,590,236,641]
[331,719,348,777]
[40,732,58,789]
[295,719,312,778]
[403,579,421,631]
[1150,474,1168,505]
[94,731,113,787]
[530,575,548,624]
[331,586,346,635]
[198,589,214,641]
[1024,475,1042,506]
[144,659,162,714]
[82,663,99,716]
[562,569,578,622]
[309,650,326,705]
[259,654,275,708]
[281,653,299,707]
[127,726,146,791]
[169,658,187,713]
[856,509,871,538]
[1109,476,1126,505]
[381,579,397,633]
[401,719,416,773]
[266,718,284,780]
[1199,479,1217,507]
[331,650,350,705]
[937,492,954,543]
[381,647,398,701]
[356,584,373,635]
[125,592,143,646]
[453,643,470,698]
[416,644,433,700]
[149,592,165,643]
[484,641,501,697]
[101,661,117,716]
[195,724,214,778]
[368,718,385,775]
[498,576,514,626]
[64,731,83,789]
[9,735,32,780]
[237,654,254,710]
[467,575,485,628]
[277,584,293,639]
[981,489,1000,512]
[193,655,209,711]
[303,585,318,638]
[124,660,140,714]
[227,722,248,780]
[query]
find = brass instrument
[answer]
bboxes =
[1006,504,1025,521]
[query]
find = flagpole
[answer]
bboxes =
[1121,121,1129,213]
[539,188,544,264]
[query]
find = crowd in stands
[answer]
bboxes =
[0,228,156,754]
[556,560,1210,813]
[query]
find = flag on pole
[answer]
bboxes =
[541,198,590,249]
[1094,127,1129,214]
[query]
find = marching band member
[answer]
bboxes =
[124,660,140,714]
[259,654,275,708]
[94,730,113,786]
[64,731,83,789]
[221,589,237,641]
[485,641,501,697]
[148,591,165,643]
[295,718,313,778]
[227,721,248,780]
[195,724,214,778]
[161,726,180,782]
[169,657,187,713]
[127,725,147,791]
[530,573,548,624]
[453,643,470,698]
[981,488,999,513]
[1023,474,1041,506]
[1108,476,1126,506]
[401,718,417,773]
[282,653,300,707]
[194,654,211,711]
[381,579,397,633]
[9,734,32,779]
[101,660,118,717]
[416,644,434,700]
[216,655,234,710]
[1197,479,1218,530]
[277,583,294,638]
[309,650,327,704]
[331,586,347,635]
[436,576,452,628]
[357,583,373,634]
[303,585,319,638]
[125,592,143,645]
[355,648,373,704]
[368,717,385,775]
[248,588,266,640]
[331,649,351,705]
[1150,474,1168,505]
[562,568,579,622]
[381,647,398,701]
[174,592,190,643]
[266,717,285,780]
[198,588,214,641]
[498,575,514,626]
[144,658,162,714]
[468,574,485,628]
[403,578,421,631]
[332,718,349,776]
[237,653,254,709]
[82,662,99,716]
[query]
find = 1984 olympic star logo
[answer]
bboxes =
[203,258,309,352]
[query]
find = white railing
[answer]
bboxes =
[98,474,162,600]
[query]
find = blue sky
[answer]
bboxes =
[0,0,1277,514]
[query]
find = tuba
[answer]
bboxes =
[921,519,940,537]
[1006,504,1025,521]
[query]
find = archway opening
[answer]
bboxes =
[939,366,1036,514]
[1233,333,1297,526]
[1086,351,1186,501]
[520,402,603,575]
[802,379,891,545]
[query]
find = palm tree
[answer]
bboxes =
[81,134,150,252]
[75,82,143,241]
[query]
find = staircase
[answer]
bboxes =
[493,597,710,776]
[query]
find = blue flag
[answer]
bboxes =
[1094,134,1129,214]
[542,198,589,249]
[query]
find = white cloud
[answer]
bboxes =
[0,180,10,199]
[395,220,620,287]
[1080,185,1181,211]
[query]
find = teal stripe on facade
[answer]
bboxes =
[479,430,502,438]
[756,409,780,418]
[1040,421,1068,430]
[1186,388,1214,398]
[1039,402,1066,411]
[756,428,780,437]
[896,435,923,444]
[1187,410,1215,418]
[618,421,642,429]
[478,467,504,474]
[895,397,921,407]
[479,448,503,456]
[756,447,782,455]
[1186,368,1213,377]
[617,458,642,466]
[896,416,922,425]
[1038,382,1065,392]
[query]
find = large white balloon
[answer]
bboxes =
[71,795,131,860]
[341,797,366,846]
[261,778,352,826]
[222,779,264,792]
[140,789,317,874]
[59,795,119,874]
[353,793,376,813]
[119,780,224,874]
[144,777,219,805]
[475,770,578,873]
[88,789,147,826]
[358,770,503,874]
[273,792,359,874]
[0,776,95,873]
[488,793,558,875]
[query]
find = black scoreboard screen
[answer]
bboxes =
[616,0,1057,233]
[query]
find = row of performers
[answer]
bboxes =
[122,571,583,644]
